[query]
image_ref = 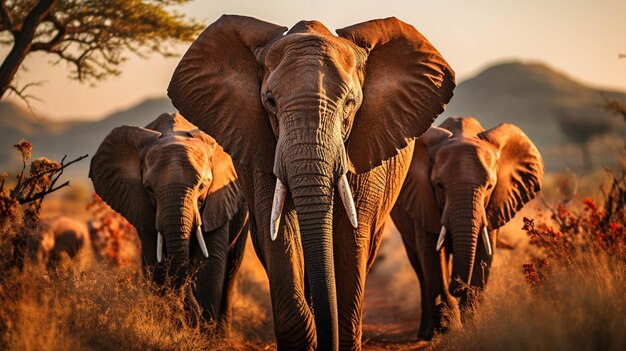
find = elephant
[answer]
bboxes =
[89,112,249,332]
[390,116,544,340]
[167,15,455,350]
[29,216,94,267]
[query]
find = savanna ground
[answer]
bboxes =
[0,141,624,351]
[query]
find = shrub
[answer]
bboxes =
[437,170,626,351]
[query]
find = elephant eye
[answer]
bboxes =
[344,94,356,112]
[265,91,277,112]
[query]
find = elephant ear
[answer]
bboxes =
[201,143,244,232]
[168,15,287,173]
[399,127,452,232]
[398,142,439,233]
[337,17,455,173]
[89,126,161,232]
[478,123,544,228]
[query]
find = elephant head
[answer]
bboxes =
[90,113,241,285]
[412,117,543,296]
[168,15,454,348]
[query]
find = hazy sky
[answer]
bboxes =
[4,0,626,120]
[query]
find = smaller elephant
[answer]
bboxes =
[391,117,544,340]
[90,112,249,332]
[29,216,94,268]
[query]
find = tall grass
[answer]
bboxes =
[437,171,625,351]
[0,243,273,351]
[1,263,216,350]
[437,249,625,351]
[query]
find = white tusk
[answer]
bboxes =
[482,226,493,256]
[436,225,447,251]
[156,232,163,263]
[337,174,358,228]
[270,178,287,241]
[196,225,209,258]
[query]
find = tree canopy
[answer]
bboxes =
[0,0,202,101]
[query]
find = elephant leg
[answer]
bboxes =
[414,227,448,340]
[194,222,229,325]
[242,171,316,350]
[398,226,431,339]
[262,213,316,350]
[333,215,371,351]
[216,210,250,336]
[392,208,448,341]
[396,223,432,340]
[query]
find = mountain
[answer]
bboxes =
[1,61,624,181]
[0,97,173,180]
[440,61,626,171]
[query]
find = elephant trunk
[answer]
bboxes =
[275,122,342,349]
[292,174,337,350]
[446,184,484,297]
[156,185,195,286]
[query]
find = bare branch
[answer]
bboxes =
[31,13,66,51]
[0,1,15,32]
[18,180,69,204]
[12,153,88,205]
[6,81,44,112]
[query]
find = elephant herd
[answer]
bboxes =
[86,15,544,351]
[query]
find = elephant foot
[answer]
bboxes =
[417,327,435,341]
[417,302,454,341]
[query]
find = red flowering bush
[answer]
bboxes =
[522,171,625,288]
[87,194,141,267]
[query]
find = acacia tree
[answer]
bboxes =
[0,0,202,101]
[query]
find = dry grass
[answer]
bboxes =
[436,249,625,351]
[0,245,274,351]
[1,262,214,351]
[436,171,626,351]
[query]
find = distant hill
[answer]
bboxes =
[0,61,624,181]
[0,97,173,179]
[440,61,626,171]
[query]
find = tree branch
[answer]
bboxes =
[12,154,88,205]
[0,0,57,99]
[0,1,14,32]
[31,13,66,51]
[18,181,69,204]
[6,81,44,111]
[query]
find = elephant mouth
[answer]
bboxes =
[436,212,492,256]
[269,172,358,241]
[156,204,209,264]
[438,209,493,297]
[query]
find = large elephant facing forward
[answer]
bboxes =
[391,116,544,339]
[89,113,249,332]
[168,15,454,350]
